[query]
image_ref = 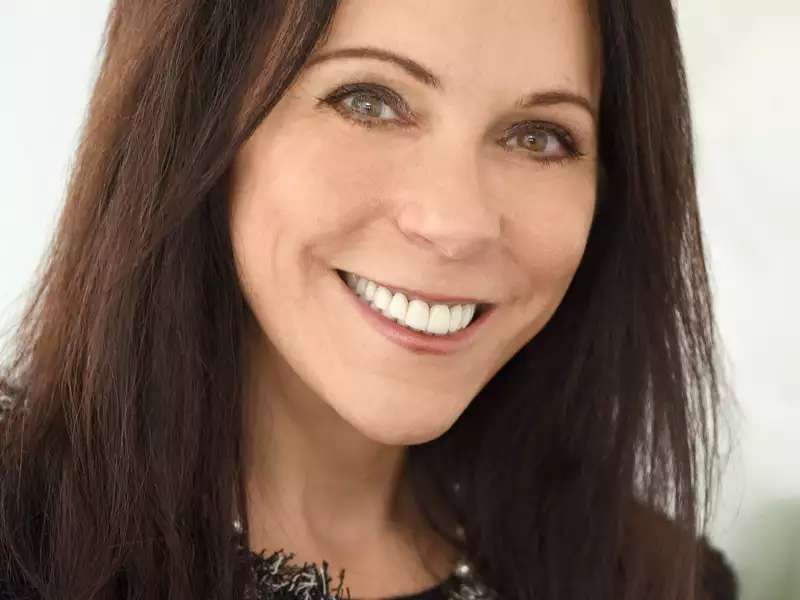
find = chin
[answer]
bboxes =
[330,389,465,447]
[356,421,453,447]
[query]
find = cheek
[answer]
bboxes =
[227,119,406,326]
[231,121,398,250]
[507,175,596,294]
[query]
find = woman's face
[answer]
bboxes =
[229,0,601,445]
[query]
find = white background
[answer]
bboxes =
[1,2,798,598]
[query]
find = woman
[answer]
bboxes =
[0,0,726,599]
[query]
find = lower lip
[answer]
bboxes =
[334,270,496,355]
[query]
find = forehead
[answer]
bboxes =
[319,0,602,103]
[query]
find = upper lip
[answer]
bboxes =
[338,269,496,306]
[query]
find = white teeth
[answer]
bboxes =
[404,299,430,332]
[372,286,393,311]
[364,280,377,302]
[460,303,475,329]
[387,292,409,321]
[448,304,463,334]
[343,270,482,336]
[426,305,451,335]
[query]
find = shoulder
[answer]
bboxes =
[621,499,738,600]
[696,534,740,600]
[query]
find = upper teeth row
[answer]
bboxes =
[344,271,478,335]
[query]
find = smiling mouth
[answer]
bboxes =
[335,269,491,336]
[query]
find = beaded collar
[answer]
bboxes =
[232,519,498,600]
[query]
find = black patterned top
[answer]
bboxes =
[0,542,493,600]
[237,547,465,600]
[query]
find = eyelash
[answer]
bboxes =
[317,82,586,168]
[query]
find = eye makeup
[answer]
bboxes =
[319,82,415,126]
[314,80,589,167]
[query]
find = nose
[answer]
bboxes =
[394,144,501,261]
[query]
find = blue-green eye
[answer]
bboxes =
[343,91,399,120]
[320,83,409,128]
[319,82,585,165]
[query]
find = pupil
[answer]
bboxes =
[523,131,547,151]
[355,94,381,117]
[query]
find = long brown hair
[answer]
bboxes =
[0,1,725,599]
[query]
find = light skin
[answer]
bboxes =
[229,0,601,596]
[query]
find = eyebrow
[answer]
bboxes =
[305,46,597,124]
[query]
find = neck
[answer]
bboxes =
[237,327,463,597]
[240,329,422,556]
